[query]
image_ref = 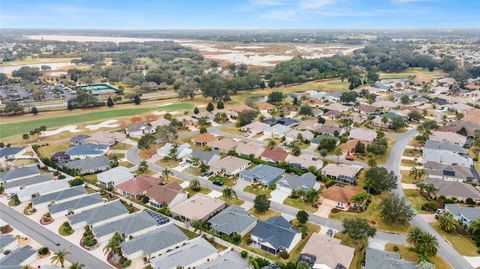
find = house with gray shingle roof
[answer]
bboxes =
[183,150,221,166]
[277,172,319,194]
[196,251,247,269]
[32,185,87,209]
[0,166,40,183]
[63,155,110,175]
[65,144,109,159]
[209,205,257,237]
[424,161,479,183]
[0,147,25,161]
[97,166,135,187]
[67,200,129,230]
[445,204,480,226]
[4,173,54,194]
[251,216,301,254]
[120,223,188,260]
[365,248,416,269]
[17,180,70,202]
[239,164,285,186]
[93,211,158,242]
[0,245,36,268]
[48,193,103,217]
[428,178,480,202]
[0,235,17,252]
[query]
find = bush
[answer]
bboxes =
[58,175,66,179]
[393,245,399,252]
[3,250,11,255]
[58,222,73,236]
[241,250,248,258]
[466,198,475,205]
[38,247,49,255]
[68,178,83,187]
[421,201,438,212]
[279,250,289,259]
[268,183,277,190]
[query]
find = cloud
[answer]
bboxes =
[261,9,296,20]
[250,0,284,6]
[390,0,426,3]
[299,0,336,10]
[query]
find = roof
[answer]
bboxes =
[301,233,354,268]
[358,105,378,113]
[0,245,35,268]
[208,138,239,152]
[321,164,361,179]
[191,133,216,144]
[317,124,344,136]
[68,200,129,226]
[340,139,368,153]
[97,166,135,186]
[278,172,317,191]
[189,150,220,163]
[261,147,288,162]
[0,234,16,251]
[235,142,265,157]
[464,109,480,124]
[210,156,250,174]
[365,248,416,269]
[65,144,108,156]
[240,164,285,185]
[0,166,40,182]
[424,140,468,154]
[241,121,270,133]
[263,118,299,127]
[197,251,248,269]
[209,205,257,235]
[286,155,323,169]
[424,161,478,181]
[147,183,185,205]
[251,216,300,250]
[258,102,275,110]
[423,148,472,167]
[265,124,290,135]
[64,156,110,171]
[0,147,23,158]
[32,185,86,206]
[321,185,362,204]
[121,223,188,256]
[170,193,225,221]
[151,237,217,269]
[16,180,70,202]
[445,204,480,222]
[428,178,480,200]
[349,128,377,143]
[150,118,171,127]
[85,131,126,145]
[4,173,54,190]
[48,193,103,214]
[430,131,467,146]
[157,143,192,158]
[70,134,90,144]
[93,211,158,238]
[116,175,161,195]
[231,104,254,113]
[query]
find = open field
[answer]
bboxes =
[380,67,445,83]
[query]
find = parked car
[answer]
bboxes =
[201,171,213,177]
[212,179,224,186]
[345,155,354,161]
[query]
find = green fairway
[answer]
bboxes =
[157,103,194,111]
[0,108,153,138]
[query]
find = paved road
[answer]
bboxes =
[0,203,112,269]
[383,128,473,269]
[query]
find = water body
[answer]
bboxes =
[0,62,73,74]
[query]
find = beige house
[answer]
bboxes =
[321,164,362,184]
[85,131,126,145]
[240,121,270,136]
[235,142,265,158]
[207,138,239,153]
[210,156,251,176]
[349,128,377,143]
[300,233,354,269]
[430,131,467,146]
[170,193,226,222]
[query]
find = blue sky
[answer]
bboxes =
[1,0,479,29]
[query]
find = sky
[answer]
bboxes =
[1,0,479,29]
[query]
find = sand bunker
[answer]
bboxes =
[152,111,180,116]
[41,125,81,137]
[85,120,119,131]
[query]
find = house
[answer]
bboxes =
[311,135,340,146]
[296,120,320,132]
[65,144,109,159]
[251,216,301,254]
[209,205,257,237]
[196,251,248,269]
[0,165,40,183]
[261,147,288,163]
[321,164,362,184]
[235,142,265,158]
[349,128,377,143]
[93,211,159,242]
[424,161,479,183]
[285,130,314,143]
[149,118,171,128]
[84,131,126,146]
[183,150,221,166]
[430,131,467,146]
[365,248,416,269]
[372,101,397,110]
[170,193,226,222]
[210,156,251,176]
[424,140,468,155]
[229,104,255,118]
[326,103,349,113]
[299,233,354,269]
[340,139,369,155]
[258,102,275,114]
[0,234,17,253]
[48,193,103,218]
[263,118,300,127]
[323,110,342,119]
[423,141,472,167]
[125,122,155,139]
[120,223,188,260]
[207,138,239,154]
[97,166,135,187]
[67,200,129,230]
[52,151,70,164]
[286,155,323,170]
[321,185,362,210]
[427,178,480,202]
[240,121,270,136]
[63,155,111,174]
[240,164,285,185]
[0,245,36,268]
[32,185,87,210]
[445,204,480,226]
[16,180,70,202]
[264,124,290,138]
[317,124,345,136]
[277,172,319,194]
[3,173,54,194]
[0,147,25,161]
[356,105,378,115]
[191,133,216,146]
[70,134,90,145]
[147,182,188,208]
[157,143,192,160]
[116,175,161,199]
[150,237,218,269]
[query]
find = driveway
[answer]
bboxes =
[270,189,290,203]
[315,199,337,218]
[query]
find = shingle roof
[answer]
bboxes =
[65,144,108,156]
[365,248,416,269]
[68,200,129,226]
[120,223,188,256]
[301,233,354,269]
[64,156,110,171]
[209,205,257,235]
[428,178,480,199]
[0,147,23,159]
[151,237,217,269]
[321,185,362,204]
[424,140,467,154]
[116,175,160,195]
[0,235,16,251]
[196,251,247,269]
[277,172,317,191]
[32,185,86,206]
[0,245,35,268]
[4,173,54,190]
[445,204,480,222]
[170,193,225,221]
[97,166,135,186]
[240,164,285,185]
[252,216,299,250]
[146,183,185,205]
[48,193,103,214]
[0,166,40,182]
[261,147,288,162]
[93,211,158,239]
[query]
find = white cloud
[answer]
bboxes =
[261,9,296,20]
[390,0,425,3]
[299,0,336,10]
[250,0,284,6]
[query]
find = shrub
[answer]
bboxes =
[3,250,11,255]
[268,183,276,190]
[58,222,73,236]
[38,247,49,255]
[279,250,289,259]
[58,175,66,179]
[421,201,438,212]
[241,250,248,258]
[393,245,399,252]
[466,198,475,205]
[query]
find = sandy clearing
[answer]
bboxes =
[85,120,119,130]
[152,111,179,116]
[158,103,173,107]
[40,125,81,136]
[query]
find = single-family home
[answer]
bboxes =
[423,141,472,167]
[424,161,478,183]
[263,124,290,139]
[70,134,90,145]
[240,121,270,136]
[258,102,275,114]
[0,165,40,183]
[240,164,285,185]
[67,200,129,230]
[251,216,301,254]
[65,144,109,159]
[32,185,87,210]
[63,156,111,175]
[183,150,221,166]
[323,110,342,119]
[210,156,251,176]
[317,124,345,136]
[321,164,362,184]
[149,118,171,128]
[285,130,314,143]
[356,105,378,115]
[299,233,354,269]
[0,234,17,253]
[365,248,416,269]
[0,147,26,161]
[147,182,188,208]
[296,120,320,132]
[191,133,216,146]
[349,128,377,143]
[0,245,36,268]
[427,178,480,202]
[93,211,159,242]
[286,155,323,170]
[430,131,467,146]
[235,142,265,158]
[277,172,319,195]
[16,180,70,202]
[209,205,257,237]
[157,143,192,160]
[84,131,126,146]
[321,185,362,210]
[170,193,226,222]
[116,175,161,199]
[326,103,349,113]
[339,139,369,155]
[263,118,300,127]
[261,147,289,163]
[3,173,54,194]
[48,193,103,218]
[207,138,239,154]
[196,251,247,269]
[445,204,480,226]
[97,166,135,187]
[125,122,155,139]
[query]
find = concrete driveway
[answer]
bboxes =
[270,189,290,203]
[315,199,337,218]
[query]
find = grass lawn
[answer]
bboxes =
[403,189,431,213]
[401,159,421,167]
[110,143,131,150]
[244,185,272,199]
[385,243,451,269]
[178,226,199,239]
[431,222,479,256]
[220,126,245,136]
[400,170,417,184]
[334,232,365,269]
[330,192,410,233]
[375,136,397,165]
[119,162,135,168]
[82,174,98,185]
[248,208,280,221]
[208,175,236,187]
[37,142,69,159]
[184,186,212,196]
[156,158,180,168]
[0,108,153,138]
[403,149,421,158]
[283,198,317,213]
[379,67,445,83]
[157,103,194,111]
[12,159,37,167]
[219,196,244,206]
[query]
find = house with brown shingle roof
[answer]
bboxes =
[235,142,265,158]
[300,233,354,269]
[340,139,369,155]
[356,104,378,115]
[170,193,226,222]
[147,183,188,208]
[116,175,162,199]
[261,147,289,163]
[321,185,362,210]
[191,133,216,146]
[210,156,251,176]
[207,138,239,153]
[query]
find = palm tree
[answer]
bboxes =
[267,139,276,149]
[419,231,439,258]
[189,179,201,192]
[51,249,70,268]
[161,167,173,181]
[304,188,320,206]
[423,184,437,200]
[222,187,237,201]
[247,257,259,269]
[333,147,342,164]
[409,167,426,182]
[68,262,85,269]
[407,226,424,246]
[103,232,122,256]
[438,212,457,233]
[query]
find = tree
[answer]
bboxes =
[469,219,480,245]
[408,111,423,122]
[367,153,377,167]
[51,249,70,268]
[134,95,141,105]
[107,97,114,107]
[267,91,284,104]
[407,227,439,260]
[317,116,326,124]
[161,168,172,180]
[343,218,376,241]
[389,117,407,130]
[400,95,411,105]
[217,101,224,109]
[190,179,201,192]
[296,210,309,224]
[138,134,156,150]
[409,167,426,182]
[317,137,338,152]
[207,102,215,112]
[254,194,270,213]
[22,133,29,141]
[3,102,24,115]
[237,110,258,126]
[222,187,237,200]
[417,261,435,269]
[68,262,85,269]
[299,105,313,116]
[380,194,415,225]
[354,141,366,155]
[193,107,200,114]
[334,147,342,164]
[103,232,122,256]
[296,261,310,269]
[138,161,148,174]
[438,212,457,233]
[31,106,39,115]
[304,189,320,206]
[365,167,397,194]
[367,68,380,84]
[340,91,357,104]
